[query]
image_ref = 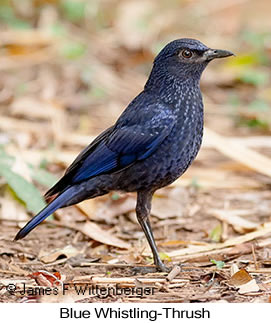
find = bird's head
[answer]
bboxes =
[150,38,234,85]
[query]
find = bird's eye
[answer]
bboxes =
[180,49,193,59]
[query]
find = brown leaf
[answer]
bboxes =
[90,195,136,223]
[77,221,131,249]
[204,127,271,178]
[228,268,252,286]
[151,187,187,219]
[167,222,271,259]
[28,270,62,287]
[160,240,208,247]
[209,209,258,234]
[10,97,55,120]
[228,265,260,294]
[38,245,80,264]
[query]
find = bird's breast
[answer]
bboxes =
[155,102,204,179]
[116,99,204,192]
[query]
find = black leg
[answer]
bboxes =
[136,190,169,272]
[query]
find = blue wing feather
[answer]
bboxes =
[71,124,174,184]
[45,102,176,195]
[73,142,118,182]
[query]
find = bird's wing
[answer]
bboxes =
[65,126,115,175]
[45,106,175,198]
[45,126,114,198]
[71,107,175,182]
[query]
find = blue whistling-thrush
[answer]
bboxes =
[15,39,233,272]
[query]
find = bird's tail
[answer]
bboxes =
[14,186,75,240]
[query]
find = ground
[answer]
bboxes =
[1,0,271,303]
[2,150,271,302]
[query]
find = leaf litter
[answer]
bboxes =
[1,0,271,304]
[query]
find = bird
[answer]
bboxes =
[15,38,233,272]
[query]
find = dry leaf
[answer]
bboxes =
[209,209,258,233]
[29,270,62,287]
[0,189,29,222]
[95,195,136,223]
[204,127,271,178]
[228,268,260,294]
[176,167,261,189]
[160,240,209,247]
[151,187,187,219]
[230,264,239,276]
[166,222,271,259]
[8,263,28,276]
[238,280,260,294]
[77,199,98,220]
[77,221,130,249]
[38,245,80,263]
[10,97,55,120]
[229,268,252,286]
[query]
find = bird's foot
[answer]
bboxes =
[131,266,158,275]
[155,260,170,273]
[131,260,170,275]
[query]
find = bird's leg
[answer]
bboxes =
[136,190,169,272]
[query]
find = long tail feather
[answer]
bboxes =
[14,187,74,240]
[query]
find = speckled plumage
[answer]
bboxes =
[15,39,233,271]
